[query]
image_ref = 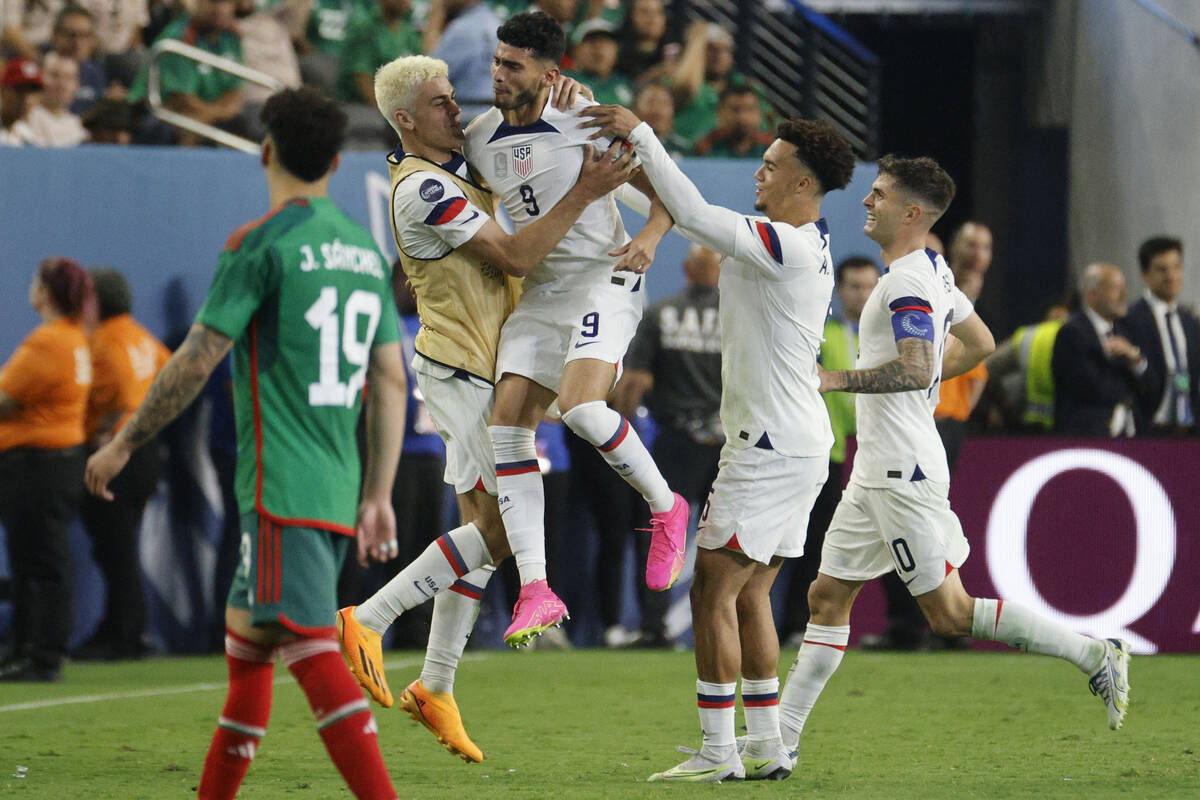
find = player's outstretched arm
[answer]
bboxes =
[942,311,995,379]
[357,340,406,566]
[580,105,742,259]
[85,323,232,500]
[819,337,935,394]
[460,142,636,276]
[610,170,674,273]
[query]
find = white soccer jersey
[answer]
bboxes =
[849,248,974,488]
[463,99,631,291]
[392,152,490,258]
[626,122,834,458]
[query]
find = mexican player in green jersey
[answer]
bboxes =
[86,87,406,800]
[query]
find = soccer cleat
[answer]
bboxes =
[645,492,689,591]
[741,747,794,780]
[336,606,392,708]
[647,746,745,783]
[398,679,484,763]
[1088,638,1131,730]
[503,579,569,648]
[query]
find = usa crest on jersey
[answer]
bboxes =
[513,145,533,178]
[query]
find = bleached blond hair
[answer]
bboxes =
[375,55,450,136]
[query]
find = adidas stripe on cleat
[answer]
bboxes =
[336,606,392,707]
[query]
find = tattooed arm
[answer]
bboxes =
[819,337,935,394]
[86,324,233,499]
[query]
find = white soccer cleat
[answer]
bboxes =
[647,746,745,783]
[1088,638,1131,730]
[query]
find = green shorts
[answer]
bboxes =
[227,511,351,635]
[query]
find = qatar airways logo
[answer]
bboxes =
[985,449,1179,654]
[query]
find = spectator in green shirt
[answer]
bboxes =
[336,0,422,104]
[127,0,246,144]
[563,18,633,107]
[667,19,769,150]
[690,85,773,159]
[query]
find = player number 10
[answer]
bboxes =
[305,285,382,408]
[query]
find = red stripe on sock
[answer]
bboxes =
[449,584,482,600]
[802,639,847,651]
[436,536,467,578]
[495,464,540,476]
[697,699,736,709]
[994,599,1004,638]
[742,699,779,708]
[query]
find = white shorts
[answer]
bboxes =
[494,272,644,394]
[695,443,828,565]
[819,479,969,596]
[414,354,496,496]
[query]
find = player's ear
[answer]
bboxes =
[260,139,271,169]
[329,153,341,175]
[904,201,924,227]
[394,108,413,132]
[543,65,561,88]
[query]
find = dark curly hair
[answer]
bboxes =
[876,154,956,219]
[777,119,856,195]
[497,11,566,65]
[260,87,347,182]
[38,257,93,319]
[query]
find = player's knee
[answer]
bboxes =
[806,580,831,620]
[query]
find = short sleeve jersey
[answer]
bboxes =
[196,197,400,533]
[86,314,171,438]
[391,155,489,258]
[717,217,835,457]
[463,99,631,291]
[850,247,973,487]
[0,319,91,451]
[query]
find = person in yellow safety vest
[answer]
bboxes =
[986,302,1070,431]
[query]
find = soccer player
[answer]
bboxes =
[775,155,1131,765]
[336,54,636,762]
[85,87,405,800]
[583,104,857,782]
[463,11,690,647]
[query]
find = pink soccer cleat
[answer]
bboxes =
[645,492,689,591]
[503,579,569,648]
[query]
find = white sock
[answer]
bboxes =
[489,425,546,584]
[971,598,1105,673]
[420,565,495,694]
[696,679,737,755]
[778,623,848,750]
[354,523,490,634]
[741,677,781,750]
[561,401,674,513]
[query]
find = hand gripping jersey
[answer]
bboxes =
[388,148,522,383]
[196,197,400,533]
[850,247,974,488]
[463,98,631,292]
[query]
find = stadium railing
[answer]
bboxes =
[147,39,285,153]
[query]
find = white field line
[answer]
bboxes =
[0,654,488,713]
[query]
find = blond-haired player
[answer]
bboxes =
[336,54,633,763]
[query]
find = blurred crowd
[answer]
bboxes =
[0,0,778,152]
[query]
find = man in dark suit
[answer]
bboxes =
[1124,236,1198,436]
[1052,263,1148,436]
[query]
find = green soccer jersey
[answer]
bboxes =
[196,197,400,534]
[128,18,243,104]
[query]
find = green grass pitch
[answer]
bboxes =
[1,649,1196,798]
